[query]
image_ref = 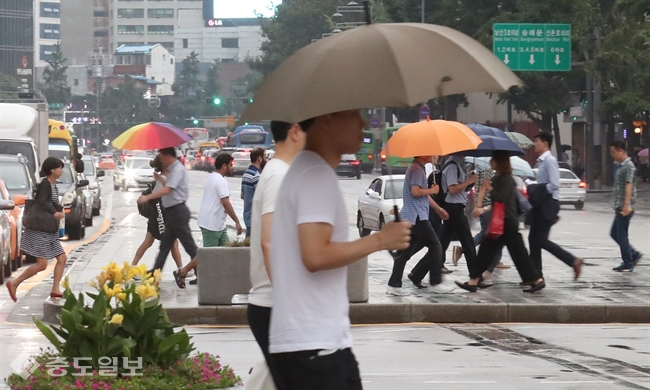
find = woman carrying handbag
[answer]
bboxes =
[6,157,68,302]
[455,151,545,293]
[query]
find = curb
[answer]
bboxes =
[42,301,650,325]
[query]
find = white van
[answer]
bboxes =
[0,104,41,178]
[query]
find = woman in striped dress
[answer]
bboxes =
[6,157,68,302]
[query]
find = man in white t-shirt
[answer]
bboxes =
[173,153,243,288]
[268,110,411,390]
[248,121,305,386]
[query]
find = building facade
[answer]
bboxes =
[108,0,203,54]
[0,0,34,94]
[34,0,61,67]
[113,44,175,95]
[174,9,264,63]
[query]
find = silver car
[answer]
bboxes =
[81,155,105,215]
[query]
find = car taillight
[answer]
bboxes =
[380,154,386,162]
[579,181,587,188]
[368,154,373,160]
[350,160,360,165]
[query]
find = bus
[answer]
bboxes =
[380,126,412,175]
[182,127,209,151]
[225,125,271,150]
[356,130,375,173]
[48,119,77,162]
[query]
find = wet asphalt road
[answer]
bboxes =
[0,170,648,389]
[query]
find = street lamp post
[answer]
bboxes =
[422,0,425,23]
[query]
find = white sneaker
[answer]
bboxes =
[427,283,457,294]
[186,269,195,278]
[452,245,463,266]
[386,286,411,296]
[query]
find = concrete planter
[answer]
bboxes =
[196,247,369,305]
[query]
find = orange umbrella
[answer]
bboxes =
[383,119,482,158]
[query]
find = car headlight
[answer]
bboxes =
[89,182,98,190]
[61,192,75,207]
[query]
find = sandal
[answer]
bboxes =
[523,280,546,293]
[173,269,186,289]
[6,281,17,302]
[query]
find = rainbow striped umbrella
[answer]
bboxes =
[111,122,192,150]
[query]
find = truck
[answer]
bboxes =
[0,102,50,179]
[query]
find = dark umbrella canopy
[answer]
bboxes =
[453,135,525,157]
[466,123,508,138]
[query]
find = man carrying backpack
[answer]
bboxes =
[438,155,478,273]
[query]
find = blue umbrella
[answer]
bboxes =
[466,123,508,138]
[454,135,525,157]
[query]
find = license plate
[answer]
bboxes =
[398,161,409,166]
[561,183,574,188]
[339,162,350,165]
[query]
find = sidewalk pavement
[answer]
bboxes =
[27,205,649,327]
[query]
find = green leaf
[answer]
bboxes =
[78,309,99,327]
[79,340,99,366]
[92,292,108,317]
[106,336,136,356]
[34,317,62,350]
[157,332,187,356]
[121,315,138,337]
[135,304,162,338]
[51,325,69,340]
[77,328,102,343]
[60,309,78,332]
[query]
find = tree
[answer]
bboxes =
[204,59,221,98]
[40,43,71,105]
[0,73,20,100]
[173,52,201,97]
[99,76,159,137]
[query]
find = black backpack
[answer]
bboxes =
[430,160,462,207]
[137,181,157,219]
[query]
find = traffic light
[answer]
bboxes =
[212,97,222,105]
[193,119,200,125]
[242,98,254,104]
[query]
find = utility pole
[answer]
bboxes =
[421,0,425,23]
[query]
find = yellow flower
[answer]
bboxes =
[116,292,127,302]
[103,284,123,298]
[61,277,70,291]
[153,269,162,286]
[87,280,98,289]
[135,284,158,300]
[96,271,108,288]
[105,308,111,318]
[136,264,148,278]
[109,314,124,325]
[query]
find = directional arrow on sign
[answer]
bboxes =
[504,54,510,65]
[555,54,561,65]
[529,54,535,65]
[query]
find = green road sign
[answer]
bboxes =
[493,23,571,71]
[48,103,65,110]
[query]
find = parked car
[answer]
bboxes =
[113,157,154,191]
[56,163,89,240]
[77,173,95,227]
[196,149,220,171]
[99,155,116,170]
[0,196,16,284]
[0,154,38,269]
[357,175,405,237]
[336,154,362,180]
[528,168,587,210]
[81,155,105,215]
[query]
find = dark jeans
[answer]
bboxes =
[471,218,540,283]
[270,348,362,390]
[474,211,503,273]
[439,203,477,272]
[389,216,442,287]
[610,210,640,265]
[153,203,197,271]
[247,304,284,389]
[528,205,576,272]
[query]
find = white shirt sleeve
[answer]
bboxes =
[261,170,284,216]
[296,166,339,227]
[215,176,230,199]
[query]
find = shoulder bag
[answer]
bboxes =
[23,180,59,233]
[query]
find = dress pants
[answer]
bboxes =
[439,203,477,272]
[528,203,576,272]
[471,218,540,283]
[388,216,442,287]
[153,203,197,271]
[270,348,362,390]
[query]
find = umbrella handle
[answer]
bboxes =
[389,205,403,258]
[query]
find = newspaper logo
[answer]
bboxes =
[10,352,40,380]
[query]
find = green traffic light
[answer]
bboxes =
[249,98,254,103]
[193,119,199,125]
[213,97,222,105]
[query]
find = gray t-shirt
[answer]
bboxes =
[161,159,188,208]
[442,156,468,205]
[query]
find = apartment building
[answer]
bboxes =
[108,0,203,54]
[34,0,62,67]
[113,44,175,95]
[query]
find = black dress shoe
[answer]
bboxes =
[523,280,546,293]
[454,281,478,293]
[407,273,425,289]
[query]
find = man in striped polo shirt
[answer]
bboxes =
[241,148,265,238]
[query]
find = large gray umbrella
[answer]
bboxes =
[240,23,522,124]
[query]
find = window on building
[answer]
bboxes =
[74,79,79,86]
[147,9,174,18]
[182,38,188,48]
[40,24,61,39]
[40,45,58,62]
[170,58,174,65]
[94,11,108,17]
[94,30,109,37]
[117,25,144,35]
[222,58,235,63]
[148,25,174,35]
[146,54,151,65]
[40,2,61,18]
[221,38,239,48]
[117,8,144,18]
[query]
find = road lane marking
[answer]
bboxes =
[558,231,579,235]
[424,381,497,384]
[541,381,612,384]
